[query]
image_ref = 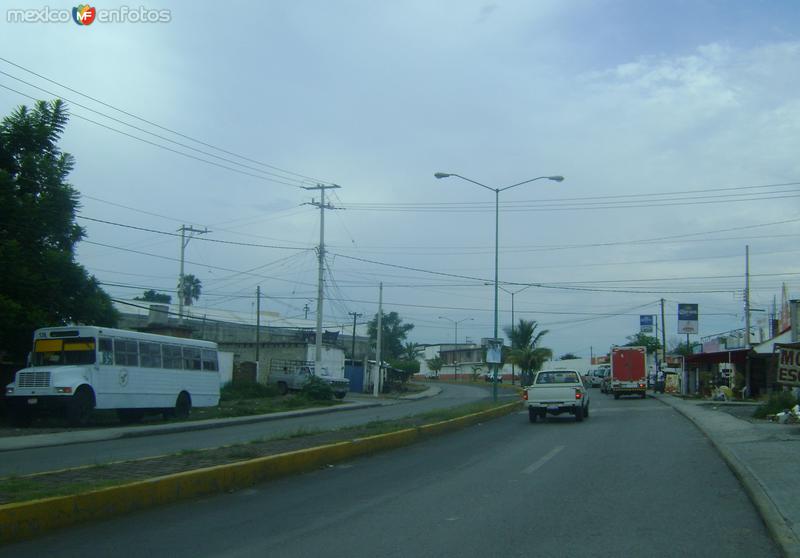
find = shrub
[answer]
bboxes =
[753,391,799,419]
[301,376,334,401]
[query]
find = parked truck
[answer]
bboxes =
[610,346,647,399]
[267,359,349,399]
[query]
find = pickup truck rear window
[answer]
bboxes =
[536,371,579,384]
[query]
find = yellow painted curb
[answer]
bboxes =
[0,401,521,545]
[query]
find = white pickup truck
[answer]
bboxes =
[523,369,589,423]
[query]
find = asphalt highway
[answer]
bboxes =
[1,391,780,557]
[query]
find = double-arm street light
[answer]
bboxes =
[435,172,564,401]
[438,316,473,381]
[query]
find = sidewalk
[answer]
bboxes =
[652,393,800,558]
[0,385,442,453]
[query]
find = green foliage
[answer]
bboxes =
[0,100,118,360]
[389,358,419,376]
[426,356,444,376]
[220,381,278,401]
[179,274,202,306]
[503,319,552,384]
[400,341,421,361]
[134,289,171,304]
[367,310,415,360]
[301,375,334,401]
[753,391,799,419]
[624,333,662,353]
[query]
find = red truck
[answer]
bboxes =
[610,346,647,399]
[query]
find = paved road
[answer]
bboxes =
[2,392,780,557]
[0,382,495,476]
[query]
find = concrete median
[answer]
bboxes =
[0,400,521,545]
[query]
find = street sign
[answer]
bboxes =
[640,315,654,333]
[486,338,503,364]
[677,304,699,334]
[777,344,800,387]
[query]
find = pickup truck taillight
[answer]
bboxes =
[522,391,528,400]
[575,390,583,400]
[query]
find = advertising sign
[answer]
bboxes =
[777,345,800,387]
[486,339,503,364]
[639,315,654,333]
[677,304,699,334]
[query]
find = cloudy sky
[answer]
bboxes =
[2,0,799,356]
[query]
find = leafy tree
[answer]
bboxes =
[367,311,414,360]
[624,332,661,353]
[179,274,202,306]
[426,356,444,377]
[503,319,552,385]
[134,289,171,304]
[0,100,117,360]
[559,353,580,360]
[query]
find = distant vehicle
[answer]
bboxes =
[5,326,221,426]
[522,369,590,423]
[268,359,349,399]
[586,367,609,388]
[610,347,647,399]
[483,370,503,383]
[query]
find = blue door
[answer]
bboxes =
[344,364,364,393]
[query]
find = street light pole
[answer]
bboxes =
[439,316,473,381]
[498,284,534,385]
[435,173,564,401]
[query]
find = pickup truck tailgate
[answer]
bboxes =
[527,384,578,403]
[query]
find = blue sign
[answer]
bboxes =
[640,315,654,333]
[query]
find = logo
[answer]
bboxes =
[119,369,129,387]
[72,4,96,25]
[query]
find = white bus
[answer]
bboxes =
[5,326,221,426]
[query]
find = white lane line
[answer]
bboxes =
[522,446,565,475]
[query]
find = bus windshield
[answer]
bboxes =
[33,338,96,366]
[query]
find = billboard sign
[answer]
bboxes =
[777,345,800,387]
[677,304,699,334]
[640,315,654,333]
[486,339,503,364]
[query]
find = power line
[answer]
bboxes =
[76,215,313,250]
[0,57,332,185]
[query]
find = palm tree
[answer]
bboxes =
[401,342,421,361]
[503,319,551,386]
[426,356,444,378]
[179,274,202,306]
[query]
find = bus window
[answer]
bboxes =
[202,350,218,371]
[114,339,139,367]
[163,345,183,369]
[139,342,162,368]
[183,347,202,371]
[99,338,113,365]
[34,338,96,366]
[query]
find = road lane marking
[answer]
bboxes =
[522,445,565,475]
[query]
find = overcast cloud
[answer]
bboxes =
[2,0,799,356]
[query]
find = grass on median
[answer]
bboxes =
[0,399,515,505]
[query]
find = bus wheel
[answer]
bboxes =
[174,392,191,419]
[66,386,95,426]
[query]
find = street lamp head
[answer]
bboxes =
[548,175,565,182]
[434,172,452,179]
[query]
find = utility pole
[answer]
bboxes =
[303,304,310,320]
[744,245,752,396]
[373,283,383,397]
[348,311,362,360]
[255,286,261,363]
[660,298,667,363]
[303,184,341,374]
[177,225,209,323]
